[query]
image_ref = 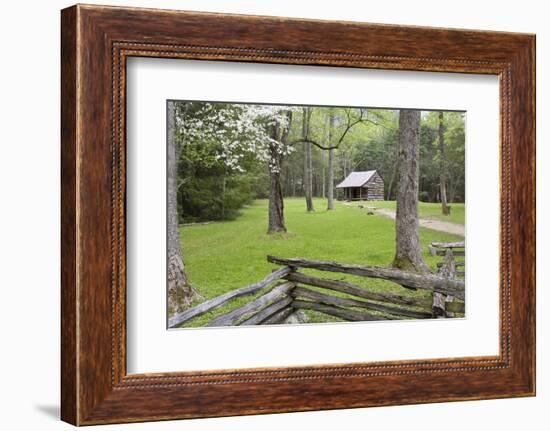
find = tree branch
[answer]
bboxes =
[290,108,388,150]
[290,138,339,151]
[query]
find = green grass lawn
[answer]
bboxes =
[176,198,465,327]
[365,200,465,225]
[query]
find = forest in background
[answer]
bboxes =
[173,101,465,224]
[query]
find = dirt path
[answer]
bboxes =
[373,207,464,237]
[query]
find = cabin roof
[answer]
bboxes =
[336,170,378,188]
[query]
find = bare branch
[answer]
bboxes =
[290,138,338,151]
[290,108,387,150]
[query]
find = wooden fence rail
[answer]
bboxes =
[430,241,466,277]
[168,254,466,329]
[287,271,430,308]
[431,241,465,248]
[291,286,433,319]
[267,256,465,299]
[206,282,295,327]
[168,266,292,328]
[292,299,390,322]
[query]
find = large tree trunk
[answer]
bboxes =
[393,109,430,273]
[167,101,201,316]
[267,114,291,234]
[303,108,315,212]
[438,111,451,215]
[268,146,286,233]
[327,111,335,210]
[304,141,314,211]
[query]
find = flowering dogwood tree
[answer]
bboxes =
[176,102,297,233]
[176,103,294,173]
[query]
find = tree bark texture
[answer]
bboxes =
[267,114,291,234]
[167,101,201,316]
[327,111,335,210]
[438,111,451,215]
[268,147,286,233]
[393,109,430,273]
[303,108,315,212]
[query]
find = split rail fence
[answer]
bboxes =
[168,247,465,328]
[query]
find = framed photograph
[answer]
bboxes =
[61,4,535,425]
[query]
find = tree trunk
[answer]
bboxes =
[303,108,315,212]
[268,147,286,233]
[321,151,326,199]
[167,101,201,316]
[393,109,430,273]
[438,112,451,215]
[302,108,315,212]
[327,111,335,210]
[305,142,314,211]
[221,167,226,220]
[267,115,289,234]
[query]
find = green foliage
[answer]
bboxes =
[348,111,400,199]
[178,172,257,223]
[421,111,466,203]
[174,101,271,223]
[419,191,431,202]
[174,102,466,223]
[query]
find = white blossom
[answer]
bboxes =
[177,103,297,173]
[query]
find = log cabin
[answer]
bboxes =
[336,170,384,201]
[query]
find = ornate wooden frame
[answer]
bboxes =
[61,4,536,425]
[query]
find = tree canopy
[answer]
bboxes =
[173,101,465,223]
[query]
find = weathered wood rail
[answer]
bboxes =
[168,266,292,328]
[168,254,466,329]
[428,240,465,317]
[430,241,465,277]
[267,256,465,298]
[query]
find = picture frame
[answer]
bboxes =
[61,4,535,425]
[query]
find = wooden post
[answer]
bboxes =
[432,249,457,318]
[432,292,447,317]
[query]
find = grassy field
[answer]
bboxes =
[176,198,465,327]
